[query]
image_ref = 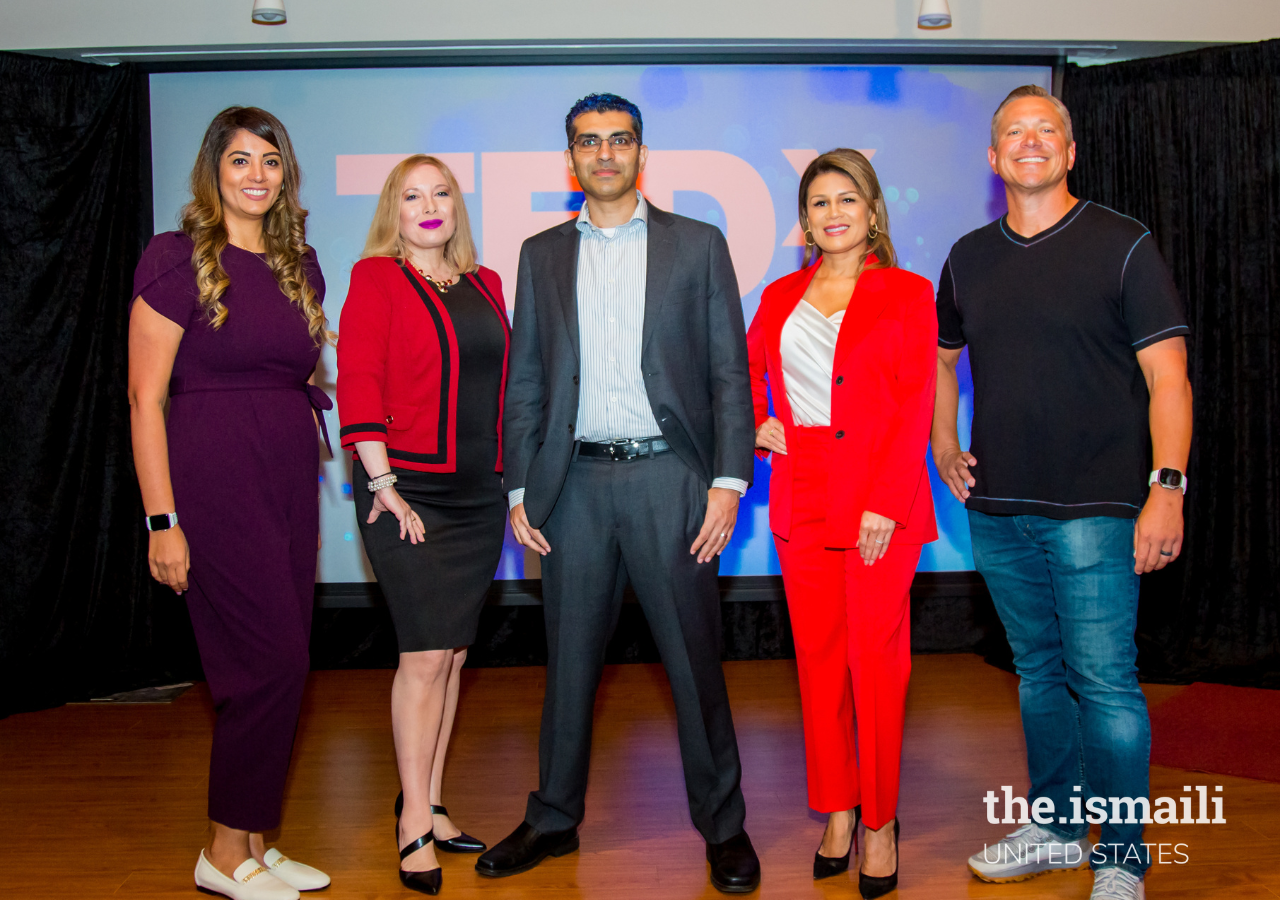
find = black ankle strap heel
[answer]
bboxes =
[398,829,442,895]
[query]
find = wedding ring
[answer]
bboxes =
[875,539,884,544]
[1159,549,1173,556]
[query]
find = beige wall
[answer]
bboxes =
[3,0,1277,57]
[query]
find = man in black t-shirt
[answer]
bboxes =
[932,86,1193,900]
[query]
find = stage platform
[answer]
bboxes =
[1,654,1276,899]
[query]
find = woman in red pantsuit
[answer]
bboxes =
[746,149,938,899]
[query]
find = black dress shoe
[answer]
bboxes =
[814,805,861,880]
[706,831,761,893]
[431,804,487,853]
[858,818,899,900]
[398,826,442,896]
[475,821,579,878]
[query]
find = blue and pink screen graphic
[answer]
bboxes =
[149,63,1049,582]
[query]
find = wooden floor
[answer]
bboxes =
[2,654,1277,899]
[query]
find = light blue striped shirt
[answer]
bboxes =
[508,192,746,510]
[573,193,660,442]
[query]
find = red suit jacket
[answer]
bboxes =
[337,257,509,473]
[747,259,938,547]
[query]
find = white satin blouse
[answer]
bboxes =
[779,300,845,427]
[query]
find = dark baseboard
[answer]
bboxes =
[313,571,990,609]
[308,571,1010,671]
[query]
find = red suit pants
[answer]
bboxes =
[774,426,919,829]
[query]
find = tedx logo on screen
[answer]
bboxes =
[336,149,873,303]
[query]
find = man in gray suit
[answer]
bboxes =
[476,93,760,893]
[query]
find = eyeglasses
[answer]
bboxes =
[570,133,638,153]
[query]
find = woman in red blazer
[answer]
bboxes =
[337,155,509,894]
[747,149,937,899]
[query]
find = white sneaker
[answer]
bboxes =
[262,848,331,891]
[968,822,1092,883]
[1091,867,1145,899]
[194,850,300,900]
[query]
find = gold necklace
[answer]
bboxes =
[410,260,457,293]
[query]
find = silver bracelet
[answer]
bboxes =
[367,472,398,493]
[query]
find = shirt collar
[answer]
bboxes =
[576,190,648,236]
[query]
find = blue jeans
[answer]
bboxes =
[969,510,1150,877]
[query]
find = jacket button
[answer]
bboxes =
[835,376,844,385]
[385,415,394,424]
[835,429,845,439]
[573,375,579,385]
[568,424,574,433]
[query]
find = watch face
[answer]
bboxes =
[1158,468,1183,489]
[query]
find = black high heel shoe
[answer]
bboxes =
[814,805,861,880]
[858,817,899,899]
[398,823,443,896]
[431,805,486,853]
[395,792,487,853]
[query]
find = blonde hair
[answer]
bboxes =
[798,148,897,271]
[990,85,1074,148]
[180,106,333,346]
[361,155,478,273]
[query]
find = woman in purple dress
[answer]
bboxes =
[128,107,333,900]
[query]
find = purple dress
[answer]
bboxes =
[133,231,328,832]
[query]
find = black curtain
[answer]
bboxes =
[0,53,193,717]
[1063,41,1280,685]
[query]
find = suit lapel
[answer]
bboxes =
[641,204,676,353]
[765,265,820,427]
[833,265,893,371]
[551,220,581,361]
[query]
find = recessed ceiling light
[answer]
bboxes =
[918,0,952,28]
[252,0,287,25]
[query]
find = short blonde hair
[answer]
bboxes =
[990,85,1074,148]
[362,154,477,273]
[798,148,897,270]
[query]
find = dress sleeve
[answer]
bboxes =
[302,245,326,306]
[935,255,965,349]
[132,231,200,329]
[1121,233,1190,350]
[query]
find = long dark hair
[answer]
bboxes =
[180,106,332,345]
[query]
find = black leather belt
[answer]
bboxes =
[576,438,671,461]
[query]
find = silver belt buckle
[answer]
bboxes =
[607,439,639,460]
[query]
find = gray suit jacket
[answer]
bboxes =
[502,202,755,528]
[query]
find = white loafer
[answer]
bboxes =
[262,848,331,891]
[194,850,300,900]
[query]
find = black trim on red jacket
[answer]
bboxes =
[390,263,451,465]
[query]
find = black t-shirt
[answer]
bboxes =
[936,200,1189,520]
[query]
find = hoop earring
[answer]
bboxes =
[867,223,880,241]
[804,229,816,246]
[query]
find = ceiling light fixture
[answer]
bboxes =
[918,0,952,29]
[252,0,287,25]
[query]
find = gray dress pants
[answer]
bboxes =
[524,449,748,844]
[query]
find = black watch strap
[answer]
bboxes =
[146,512,178,532]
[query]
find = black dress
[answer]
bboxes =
[353,275,507,651]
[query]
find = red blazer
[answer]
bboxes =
[747,259,938,547]
[337,257,510,473]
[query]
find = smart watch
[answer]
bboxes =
[1148,469,1187,495]
[146,512,179,532]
